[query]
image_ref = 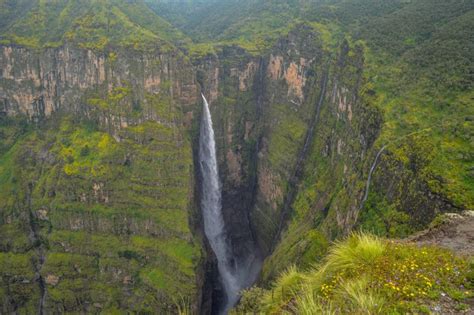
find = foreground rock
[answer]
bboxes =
[407,211,474,256]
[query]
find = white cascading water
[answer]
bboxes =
[199,94,249,314]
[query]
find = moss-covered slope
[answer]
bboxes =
[0,97,200,313]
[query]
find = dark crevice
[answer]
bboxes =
[271,67,330,251]
[246,57,267,251]
[25,183,46,315]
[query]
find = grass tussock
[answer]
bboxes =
[323,232,385,273]
[236,232,473,314]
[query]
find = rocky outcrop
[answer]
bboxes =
[0,45,197,121]
[406,211,474,255]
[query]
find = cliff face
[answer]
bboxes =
[1,45,197,122]
[0,44,203,313]
[258,38,383,280]
[196,26,376,257]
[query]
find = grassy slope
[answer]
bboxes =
[235,233,474,314]
[0,0,188,51]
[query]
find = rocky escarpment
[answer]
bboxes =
[0,45,197,123]
[195,26,329,260]
[196,26,379,265]
[0,44,203,313]
[184,25,367,289]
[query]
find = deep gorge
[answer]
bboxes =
[0,1,472,312]
[1,26,374,312]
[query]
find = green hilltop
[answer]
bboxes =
[0,0,189,51]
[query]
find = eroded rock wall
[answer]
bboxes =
[0,45,197,121]
[0,44,203,314]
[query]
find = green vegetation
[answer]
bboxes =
[149,0,307,54]
[0,0,472,313]
[0,252,40,311]
[267,104,307,178]
[153,0,473,209]
[351,0,474,209]
[0,0,186,51]
[357,195,412,238]
[0,87,200,312]
[235,233,474,314]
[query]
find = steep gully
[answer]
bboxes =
[360,127,434,210]
[26,184,46,315]
[272,69,329,249]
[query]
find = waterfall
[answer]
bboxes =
[199,94,249,314]
[361,145,386,206]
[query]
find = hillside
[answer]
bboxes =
[0,1,201,313]
[0,0,188,51]
[0,0,472,313]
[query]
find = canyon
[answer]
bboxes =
[0,0,472,313]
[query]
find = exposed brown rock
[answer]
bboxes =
[284,62,306,102]
[267,54,283,80]
[258,166,283,210]
[36,208,49,221]
[45,274,59,286]
[239,62,257,91]
[406,211,474,256]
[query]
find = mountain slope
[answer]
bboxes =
[0,0,472,313]
[0,0,188,51]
